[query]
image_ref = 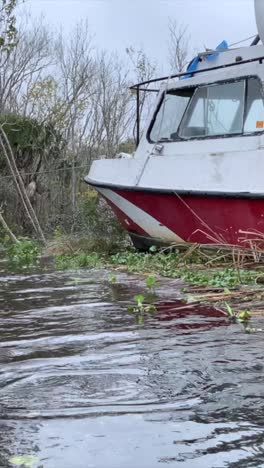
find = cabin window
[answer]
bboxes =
[179,81,245,138]
[244,77,264,133]
[149,90,193,142]
[148,77,264,143]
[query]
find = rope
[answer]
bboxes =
[229,35,257,47]
[0,165,88,180]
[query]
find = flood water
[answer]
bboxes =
[0,264,264,468]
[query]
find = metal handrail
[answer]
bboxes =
[130,54,264,91]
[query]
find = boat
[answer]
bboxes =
[85,0,264,251]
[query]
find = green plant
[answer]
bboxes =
[225,303,251,324]
[128,294,156,325]
[146,274,159,293]
[7,238,40,266]
[0,113,64,172]
[225,303,235,319]
[55,252,102,270]
[75,190,126,244]
[108,273,117,284]
[0,0,24,52]
[110,251,258,287]
[9,454,39,467]
[237,310,251,323]
[131,294,145,313]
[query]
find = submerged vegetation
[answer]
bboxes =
[52,247,259,288]
[1,223,264,331]
[51,242,264,330]
[128,294,156,325]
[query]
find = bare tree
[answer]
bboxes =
[0,11,160,232]
[55,21,96,208]
[55,21,95,134]
[168,19,190,73]
[92,51,132,157]
[126,46,156,142]
[0,14,52,113]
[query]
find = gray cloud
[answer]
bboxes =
[28,0,257,69]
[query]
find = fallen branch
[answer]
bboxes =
[0,211,19,244]
[0,125,46,245]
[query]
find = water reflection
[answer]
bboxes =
[155,300,228,331]
[0,268,263,467]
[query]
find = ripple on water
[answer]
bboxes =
[0,269,264,467]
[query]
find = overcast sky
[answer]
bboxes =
[27,0,257,71]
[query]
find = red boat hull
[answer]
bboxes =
[96,186,264,249]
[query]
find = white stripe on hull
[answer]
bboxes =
[97,187,184,243]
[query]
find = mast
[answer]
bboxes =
[255,0,264,44]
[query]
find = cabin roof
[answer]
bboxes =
[165,61,264,91]
[131,45,264,92]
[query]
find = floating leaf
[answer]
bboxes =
[9,455,39,467]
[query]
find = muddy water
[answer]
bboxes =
[0,265,264,468]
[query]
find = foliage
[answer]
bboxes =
[146,274,159,293]
[0,0,22,51]
[128,294,156,325]
[0,113,64,171]
[54,248,260,289]
[225,303,251,323]
[55,252,103,270]
[73,189,126,243]
[7,238,40,265]
[117,139,136,154]
[238,310,251,322]
[109,251,258,287]
[108,273,117,284]
[9,454,39,467]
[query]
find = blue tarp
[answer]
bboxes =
[180,40,228,79]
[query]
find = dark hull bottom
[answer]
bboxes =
[129,232,169,251]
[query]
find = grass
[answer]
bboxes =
[55,252,104,269]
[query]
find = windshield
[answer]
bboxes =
[148,78,264,143]
[149,90,193,142]
[179,81,245,138]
